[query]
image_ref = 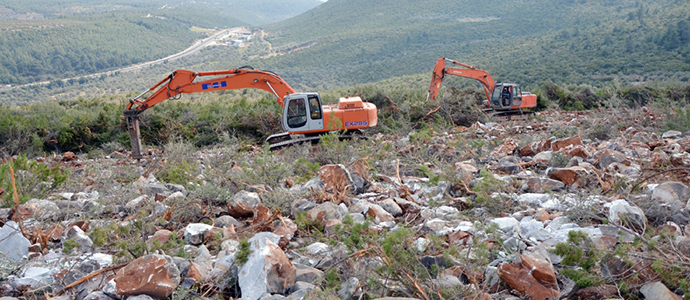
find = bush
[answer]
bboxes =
[0,155,68,206]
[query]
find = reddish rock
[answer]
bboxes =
[273,218,298,249]
[251,204,274,232]
[227,191,261,218]
[69,221,90,232]
[536,210,551,222]
[551,136,582,151]
[520,254,558,290]
[239,236,297,300]
[319,164,353,194]
[62,151,78,162]
[448,231,472,246]
[671,153,690,168]
[573,285,619,300]
[48,224,64,242]
[150,229,172,244]
[114,254,181,299]
[498,262,559,300]
[187,262,204,281]
[366,204,395,223]
[547,168,582,185]
[486,138,518,159]
[222,225,236,238]
[559,144,591,159]
[519,139,552,157]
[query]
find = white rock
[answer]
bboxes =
[434,206,459,217]
[125,195,150,210]
[65,226,93,252]
[23,199,59,221]
[415,238,431,253]
[491,217,519,232]
[126,295,155,300]
[518,193,552,206]
[662,130,682,139]
[306,242,330,255]
[14,267,55,288]
[0,221,30,262]
[607,199,646,230]
[239,235,296,300]
[184,223,214,246]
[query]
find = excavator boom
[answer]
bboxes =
[125,67,296,113]
[427,57,496,102]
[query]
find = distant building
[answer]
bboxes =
[230,40,244,47]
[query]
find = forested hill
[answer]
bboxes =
[259,0,690,90]
[0,0,322,85]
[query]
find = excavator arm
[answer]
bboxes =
[125,66,296,113]
[427,57,496,102]
[123,66,297,158]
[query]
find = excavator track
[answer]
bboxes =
[488,109,534,121]
[267,130,364,150]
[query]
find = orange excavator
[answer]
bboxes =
[427,57,536,114]
[123,66,377,158]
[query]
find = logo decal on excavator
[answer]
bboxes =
[345,121,367,127]
[202,81,227,90]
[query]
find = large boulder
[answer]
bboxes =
[239,234,297,300]
[113,254,180,299]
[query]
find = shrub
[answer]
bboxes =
[666,107,690,132]
[0,155,68,206]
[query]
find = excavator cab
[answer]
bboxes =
[490,83,523,110]
[282,93,324,133]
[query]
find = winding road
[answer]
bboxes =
[10,27,244,89]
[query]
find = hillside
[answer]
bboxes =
[255,0,690,90]
[2,105,690,299]
[2,0,690,105]
[0,0,322,86]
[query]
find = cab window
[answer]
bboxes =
[308,95,322,120]
[287,98,307,128]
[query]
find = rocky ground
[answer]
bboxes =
[1,107,690,300]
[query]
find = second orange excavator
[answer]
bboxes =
[123,66,377,158]
[427,57,536,114]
